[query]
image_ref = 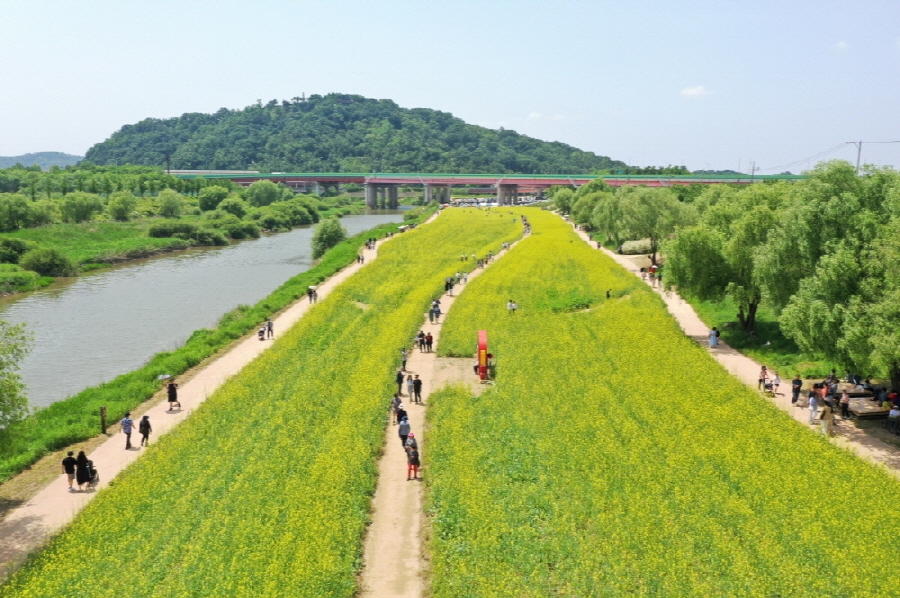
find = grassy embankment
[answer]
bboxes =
[0,208,520,596]
[427,209,900,596]
[0,206,429,484]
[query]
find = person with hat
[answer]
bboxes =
[405,432,418,451]
[405,442,420,481]
[121,412,135,449]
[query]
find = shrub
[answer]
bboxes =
[156,189,184,218]
[60,192,103,223]
[250,207,292,232]
[148,220,199,238]
[198,186,230,211]
[202,211,260,239]
[0,265,41,292]
[20,247,77,276]
[0,238,39,264]
[218,196,249,218]
[311,217,347,258]
[191,229,229,246]
[107,191,138,221]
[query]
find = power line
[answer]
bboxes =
[760,142,850,172]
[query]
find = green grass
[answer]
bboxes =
[0,221,190,265]
[0,208,519,597]
[0,206,438,484]
[686,295,839,378]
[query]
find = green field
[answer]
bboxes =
[0,209,519,597]
[427,209,900,596]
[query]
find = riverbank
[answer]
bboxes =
[0,207,433,485]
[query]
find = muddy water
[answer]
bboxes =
[0,211,404,408]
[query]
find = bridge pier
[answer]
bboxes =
[497,184,518,206]
[388,184,399,209]
[365,183,377,209]
[423,184,433,204]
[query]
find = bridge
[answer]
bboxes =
[170,171,804,209]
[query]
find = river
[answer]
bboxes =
[0,211,405,408]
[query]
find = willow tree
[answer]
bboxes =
[616,186,693,265]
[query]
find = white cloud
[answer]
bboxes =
[527,112,542,120]
[835,41,849,50]
[680,85,709,98]
[551,114,565,121]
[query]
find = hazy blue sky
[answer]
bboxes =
[1,0,897,172]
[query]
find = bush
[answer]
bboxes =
[107,191,138,221]
[191,229,229,246]
[311,217,347,259]
[156,189,184,218]
[198,186,230,211]
[60,192,103,223]
[0,238,39,264]
[0,265,41,292]
[148,220,199,238]
[218,196,249,218]
[202,211,260,239]
[20,247,77,276]
[250,206,293,232]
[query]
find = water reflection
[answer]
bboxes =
[0,212,404,408]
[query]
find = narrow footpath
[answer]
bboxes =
[0,240,386,579]
[572,225,900,475]
[358,240,517,598]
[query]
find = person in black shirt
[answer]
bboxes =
[75,451,91,491]
[61,451,78,492]
[413,375,423,404]
[791,375,803,405]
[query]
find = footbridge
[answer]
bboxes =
[170,171,804,208]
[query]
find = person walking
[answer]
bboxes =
[413,375,423,404]
[266,318,274,339]
[390,393,402,424]
[121,412,135,449]
[708,327,719,348]
[61,451,78,492]
[139,415,152,446]
[398,417,410,448]
[405,443,420,481]
[428,305,435,324]
[433,304,442,323]
[395,403,408,425]
[166,379,180,411]
[400,348,408,371]
[425,333,433,353]
[791,375,803,405]
[507,299,517,314]
[396,369,405,395]
[758,366,769,390]
[75,450,91,491]
[406,374,415,398]
[416,330,425,352]
[405,432,418,451]
[771,373,781,395]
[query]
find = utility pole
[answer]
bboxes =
[846,140,900,174]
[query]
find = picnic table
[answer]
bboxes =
[848,398,890,419]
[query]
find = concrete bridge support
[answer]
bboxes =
[497,184,518,206]
[423,184,433,204]
[365,183,400,209]
[365,183,377,208]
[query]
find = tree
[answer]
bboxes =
[107,191,138,221]
[243,180,282,207]
[0,320,32,437]
[553,188,575,214]
[199,186,230,211]
[156,189,184,218]
[60,192,103,223]
[617,186,693,265]
[311,217,347,259]
[218,196,249,218]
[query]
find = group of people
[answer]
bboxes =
[640,264,662,287]
[307,286,319,303]
[390,368,423,481]
[258,318,274,341]
[60,450,97,492]
[119,411,153,449]
[414,330,435,352]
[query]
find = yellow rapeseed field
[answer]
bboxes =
[0,209,520,597]
[429,208,900,596]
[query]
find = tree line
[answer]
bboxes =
[555,160,900,389]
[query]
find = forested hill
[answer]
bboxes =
[85,94,625,174]
[0,152,83,170]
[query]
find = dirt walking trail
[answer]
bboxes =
[358,240,515,598]
[571,225,900,475]
[0,239,388,580]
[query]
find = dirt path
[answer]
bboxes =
[571,225,900,475]
[0,240,386,580]
[358,242,513,598]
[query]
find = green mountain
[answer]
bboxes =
[85,94,625,174]
[0,152,83,170]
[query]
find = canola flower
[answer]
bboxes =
[428,208,900,596]
[0,208,520,598]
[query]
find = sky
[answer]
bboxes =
[1,0,898,172]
